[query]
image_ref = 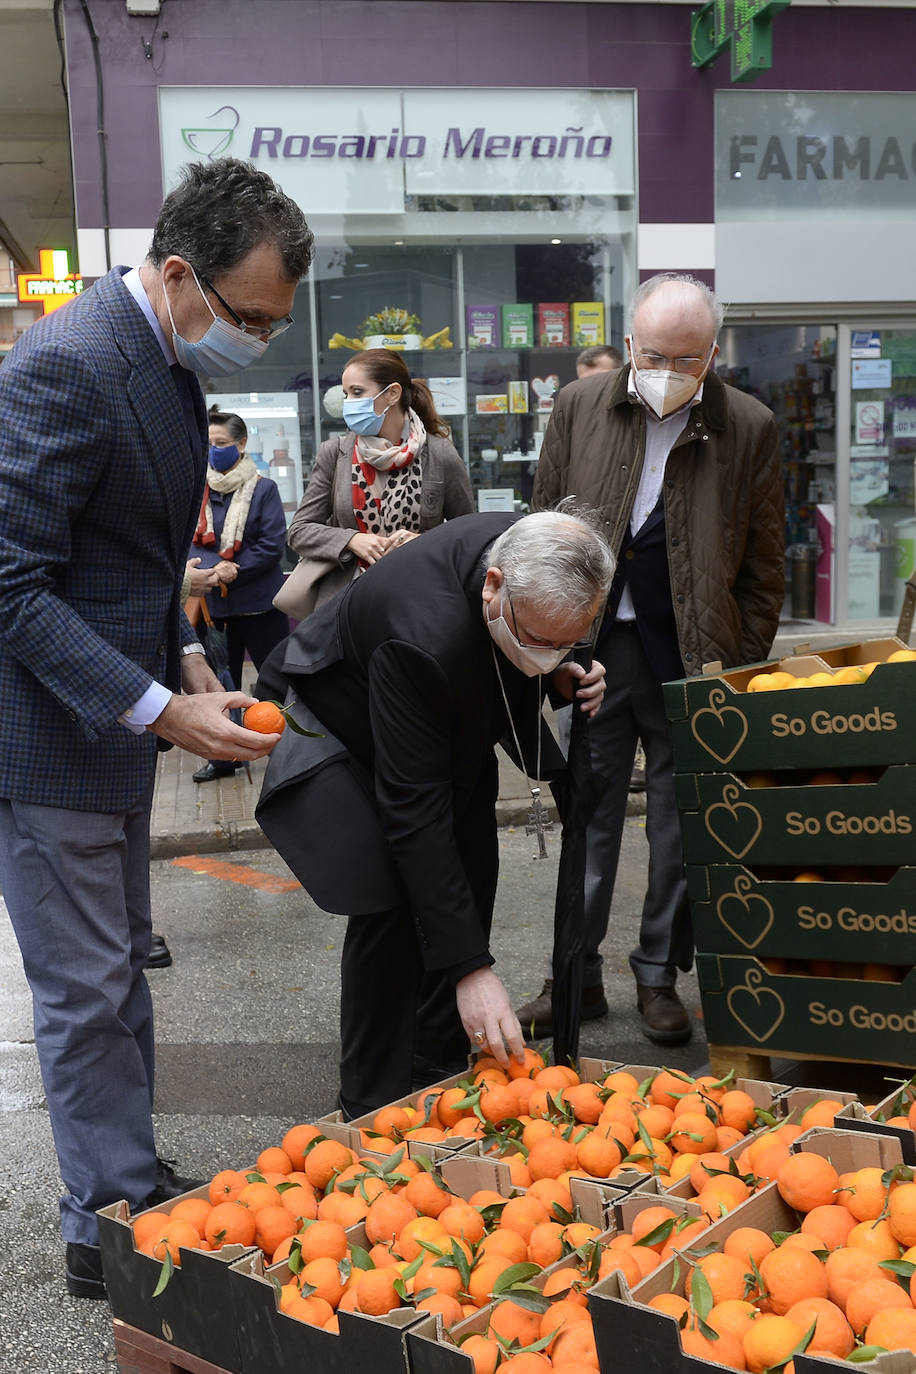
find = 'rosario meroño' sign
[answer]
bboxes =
[717,91,916,220]
[158,87,635,213]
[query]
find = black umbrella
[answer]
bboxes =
[550,643,605,1068]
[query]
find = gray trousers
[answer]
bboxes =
[564,621,693,988]
[0,783,158,1243]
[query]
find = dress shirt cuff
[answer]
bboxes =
[443,952,495,987]
[119,682,172,734]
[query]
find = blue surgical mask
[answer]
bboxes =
[342,389,391,436]
[163,266,268,378]
[208,443,240,472]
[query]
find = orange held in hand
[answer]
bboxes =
[243,701,286,735]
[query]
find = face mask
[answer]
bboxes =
[163,266,269,377]
[208,443,240,473]
[342,389,391,436]
[485,593,568,677]
[633,368,700,419]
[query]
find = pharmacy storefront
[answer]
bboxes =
[714,90,916,627]
[154,85,636,517]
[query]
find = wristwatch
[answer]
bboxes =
[180,643,206,656]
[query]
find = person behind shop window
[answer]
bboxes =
[0,155,314,1299]
[576,343,623,378]
[189,405,291,783]
[254,510,613,1118]
[285,348,474,609]
[516,272,784,1046]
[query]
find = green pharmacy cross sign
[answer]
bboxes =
[691,0,790,83]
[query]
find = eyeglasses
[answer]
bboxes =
[630,338,715,377]
[199,274,294,341]
[505,588,588,653]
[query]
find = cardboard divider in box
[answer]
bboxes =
[587,1127,908,1374]
[675,765,916,868]
[97,1195,254,1372]
[696,953,916,1070]
[229,1245,422,1374]
[827,1099,916,1168]
[687,862,916,963]
[664,637,916,774]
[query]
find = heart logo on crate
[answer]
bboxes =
[716,874,775,949]
[704,784,763,860]
[727,966,785,1044]
[690,686,749,766]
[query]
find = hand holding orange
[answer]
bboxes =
[243,701,286,735]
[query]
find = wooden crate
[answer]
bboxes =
[113,1319,232,1374]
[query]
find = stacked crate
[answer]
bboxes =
[664,636,916,1079]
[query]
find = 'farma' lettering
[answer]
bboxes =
[250,125,613,161]
[731,133,916,179]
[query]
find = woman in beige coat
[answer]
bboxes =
[287,348,474,609]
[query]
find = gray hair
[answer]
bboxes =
[627,272,724,336]
[486,510,615,619]
[149,157,314,282]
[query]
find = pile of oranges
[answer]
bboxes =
[743,648,916,693]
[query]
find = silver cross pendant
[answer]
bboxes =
[525,786,553,859]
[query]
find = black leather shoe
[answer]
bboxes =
[65,1242,107,1299]
[515,979,609,1038]
[192,760,238,783]
[146,933,172,970]
[636,983,692,1045]
[145,1156,205,1207]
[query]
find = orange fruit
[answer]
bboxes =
[303,1138,354,1191]
[724,1226,775,1271]
[758,1244,828,1314]
[865,1306,916,1355]
[461,1334,501,1374]
[709,1299,759,1343]
[395,1215,447,1262]
[487,1296,541,1347]
[133,1211,169,1247]
[681,1326,746,1368]
[403,1171,455,1219]
[799,1099,845,1130]
[298,1219,348,1264]
[550,1320,599,1367]
[800,1205,855,1251]
[415,1291,464,1326]
[527,1135,579,1181]
[355,1266,402,1316]
[824,1246,888,1308]
[144,1218,202,1265]
[371,1105,412,1138]
[596,1248,643,1287]
[743,1314,804,1373]
[438,1200,485,1245]
[299,1255,348,1309]
[237,1180,280,1213]
[630,1205,679,1250]
[500,1355,551,1374]
[847,1217,901,1260]
[784,1297,854,1358]
[256,1145,293,1175]
[686,1251,752,1306]
[527,1221,565,1268]
[563,1082,604,1124]
[576,1131,622,1178]
[466,1253,515,1308]
[647,1292,690,1321]
[169,1197,212,1235]
[498,1195,549,1243]
[243,700,285,734]
[285,1293,334,1326]
[539,1297,590,1348]
[649,1069,695,1110]
[317,1191,368,1228]
[281,1123,323,1170]
[478,1228,528,1265]
[205,1200,256,1249]
[845,1277,913,1336]
[718,1090,758,1134]
[208,1169,246,1206]
[542,1266,587,1305]
[279,1180,319,1225]
[413,1259,463,1301]
[365,1193,418,1247]
[253,1204,298,1256]
[669,1111,719,1156]
[776,1152,840,1213]
[888,1182,916,1247]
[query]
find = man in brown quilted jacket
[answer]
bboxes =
[517,273,784,1045]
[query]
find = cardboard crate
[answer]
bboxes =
[229,1248,422,1374]
[664,638,916,774]
[687,862,916,963]
[675,766,916,867]
[696,954,916,1070]
[588,1128,909,1374]
[98,1197,253,1372]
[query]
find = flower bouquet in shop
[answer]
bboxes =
[327,305,452,352]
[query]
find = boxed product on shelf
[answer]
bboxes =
[664,637,916,774]
[507,379,528,413]
[695,954,916,1069]
[501,302,534,348]
[675,765,916,868]
[465,305,498,349]
[537,302,570,346]
[572,301,605,345]
[474,393,509,414]
[97,1196,254,1372]
[686,861,916,964]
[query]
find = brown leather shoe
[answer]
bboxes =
[515,979,608,1038]
[636,983,691,1045]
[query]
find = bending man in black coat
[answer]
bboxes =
[256,510,613,1117]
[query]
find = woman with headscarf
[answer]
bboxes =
[190,405,289,782]
[286,348,474,608]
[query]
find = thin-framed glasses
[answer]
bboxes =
[199,274,294,341]
[631,338,715,376]
[505,587,589,652]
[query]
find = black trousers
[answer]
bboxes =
[220,608,291,689]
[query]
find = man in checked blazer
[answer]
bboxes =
[0,159,313,1297]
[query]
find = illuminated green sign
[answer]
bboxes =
[692,0,790,84]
